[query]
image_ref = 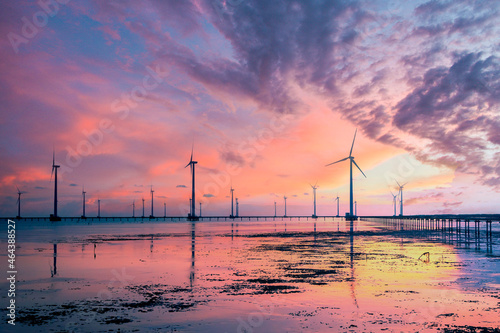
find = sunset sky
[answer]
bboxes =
[0,0,499,217]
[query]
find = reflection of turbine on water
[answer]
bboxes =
[190,222,196,288]
[349,224,359,309]
[50,243,58,277]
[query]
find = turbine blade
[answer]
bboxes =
[349,128,357,157]
[16,198,19,204]
[402,182,408,187]
[50,166,54,182]
[352,159,367,178]
[395,179,401,187]
[326,157,349,166]
[53,149,55,166]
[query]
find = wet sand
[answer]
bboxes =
[1,219,499,332]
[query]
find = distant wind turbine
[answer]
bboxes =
[335,194,340,217]
[81,186,86,219]
[150,185,154,218]
[185,145,198,220]
[235,198,239,217]
[396,180,407,216]
[50,149,61,221]
[274,201,277,218]
[132,200,135,218]
[284,196,288,217]
[16,186,26,219]
[230,185,235,218]
[390,191,398,216]
[142,198,145,218]
[97,198,101,218]
[326,129,366,219]
[310,182,319,218]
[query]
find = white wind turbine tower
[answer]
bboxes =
[326,129,367,220]
[335,194,340,217]
[310,182,318,218]
[283,196,288,217]
[390,191,398,216]
[396,180,407,216]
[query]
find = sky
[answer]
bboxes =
[0,0,499,218]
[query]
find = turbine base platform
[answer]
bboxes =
[49,215,61,222]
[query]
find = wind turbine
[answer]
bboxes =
[310,182,318,218]
[274,201,277,218]
[396,180,407,216]
[235,198,239,217]
[50,150,61,221]
[185,146,198,220]
[199,202,202,217]
[283,196,287,217]
[326,129,366,219]
[355,201,357,216]
[150,185,154,218]
[132,200,135,218]
[81,186,86,219]
[97,198,101,218]
[16,187,26,219]
[390,191,398,216]
[335,194,340,217]
[164,202,167,218]
[230,185,235,218]
[142,198,145,218]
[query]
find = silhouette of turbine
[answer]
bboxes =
[326,129,366,220]
[185,145,198,221]
[81,186,86,219]
[16,186,26,218]
[230,185,235,218]
[50,149,61,221]
[150,185,155,218]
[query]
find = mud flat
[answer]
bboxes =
[1,219,499,332]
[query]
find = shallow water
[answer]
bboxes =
[1,218,499,332]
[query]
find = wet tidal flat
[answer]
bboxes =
[1,219,499,332]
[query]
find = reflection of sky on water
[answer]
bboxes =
[0,219,498,332]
